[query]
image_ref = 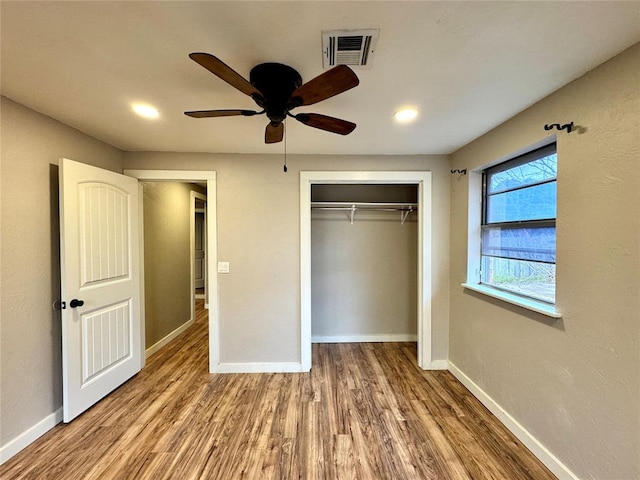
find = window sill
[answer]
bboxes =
[461,283,562,319]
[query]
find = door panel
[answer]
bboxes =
[79,183,130,285]
[81,300,132,383]
[60,158,142,422]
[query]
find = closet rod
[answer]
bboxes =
[311,202,418,210]
[311,202,418,225]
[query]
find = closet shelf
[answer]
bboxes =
[311,202,418,225]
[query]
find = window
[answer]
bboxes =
[480,144,557,304]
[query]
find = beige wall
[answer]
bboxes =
[311,213,418,339]
[7,44,634,478]
[0,97,124,445]
[142,182,204,348]
[449,43,639,479]
[123,153,451,364]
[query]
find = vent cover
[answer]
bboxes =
[322,29,379,70]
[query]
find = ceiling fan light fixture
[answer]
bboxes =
[394,108,418,123]
[132,103,159,119]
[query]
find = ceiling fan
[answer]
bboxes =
[184,53,359,144]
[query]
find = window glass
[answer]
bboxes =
[486,182,556,223]
[481,256,556,304]
[481,226,556,263]
[481,144,557,303]
[487,153,557,193]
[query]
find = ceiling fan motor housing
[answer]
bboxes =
[249,63,302,123]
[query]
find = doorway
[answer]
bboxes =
[125,169,219,373]
[300,171,433,371]
[140,182,206,359]
[193,194,207,302]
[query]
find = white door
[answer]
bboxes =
[59,158,143,422]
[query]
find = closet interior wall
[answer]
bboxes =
[311,184,418,343]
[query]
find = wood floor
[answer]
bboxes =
[1,302,556,479]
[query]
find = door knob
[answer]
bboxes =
[69,299,84,308]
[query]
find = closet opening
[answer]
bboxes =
[310,184,419,347]
[300,171,433,372]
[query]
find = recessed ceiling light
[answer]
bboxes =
[394,108,418,123]
[132,103,159,119]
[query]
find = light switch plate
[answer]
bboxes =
[218,261,230,274]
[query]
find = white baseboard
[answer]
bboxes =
[214,362,305,374]
[447,362,578,480]
[145,318,194,359]
[312,334,418,343]
[0,408,63,465]
[426,359,449,370]
[2,316,194,464]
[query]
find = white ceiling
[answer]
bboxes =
[2,1,639,155]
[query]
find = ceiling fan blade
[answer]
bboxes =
[184,109,262,118]
[265,122,284,144]
[290,65,359,107]
[293,113,356,135]
[189,52,262,98]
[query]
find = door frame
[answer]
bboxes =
[191,191,207,302]
[125,169,219,373]
[300,171,433,370]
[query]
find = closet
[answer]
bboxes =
[311,184,418,343]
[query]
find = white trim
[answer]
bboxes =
[137,184,146,370]
[124,170,214,182]
[206,178,218,372]
[462,283,562,319]
[312,334,418,343]
[0,408,63,464]
[466,169,483,284]
[427,359,449,370]
[300,171,433,371]
[124,169,219,373]
[216,362,305,374]
[145,317,195,359]
[448,362,578,480]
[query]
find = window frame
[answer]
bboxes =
[462,142,562,319]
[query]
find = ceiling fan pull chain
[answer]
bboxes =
[283,120,288,173]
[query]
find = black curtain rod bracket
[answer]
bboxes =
[451,169,467,175]
[544,122,574,133]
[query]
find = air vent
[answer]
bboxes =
[322,29,379,70]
